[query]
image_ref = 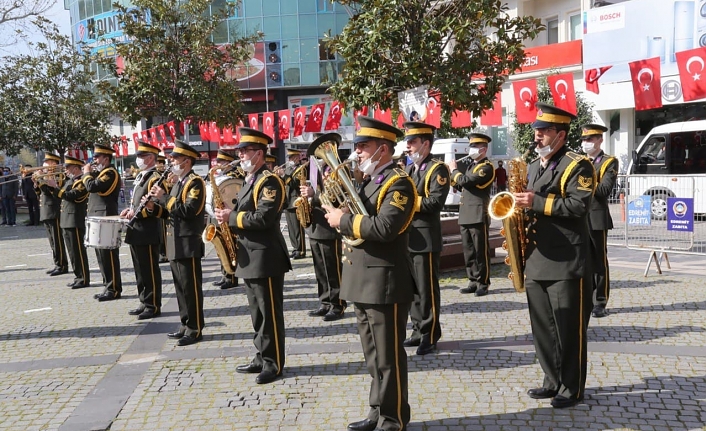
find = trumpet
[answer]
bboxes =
[219,160,245,178]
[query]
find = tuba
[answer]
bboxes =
[202,166,238,274]
[292,160,312,228]
[307,133,368,247]
[487,143,537,293]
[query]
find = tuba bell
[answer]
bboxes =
[307,133,369,247]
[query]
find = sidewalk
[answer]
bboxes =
[1,216,706,430]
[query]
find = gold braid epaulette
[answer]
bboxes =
[376,170,418,235]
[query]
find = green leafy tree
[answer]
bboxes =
[327,0,543,131]
[0,18,111,156]
[510,74,595,158]
[99,0,262,128]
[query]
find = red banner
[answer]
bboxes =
[263,112,275,141]
[166,121,177,140]
[223,125,235,144]
[324,101,342,131]
[513,79,538,124]
[209,121,222,144]
[293,106,307,137]
[424,95,441,128]
[451,110,472,128]
[305,103,326,132]
[480,92,502,126]
[198,122,210,141]
[132,132,140,152]
[676,47,706,102]
[547,73,577,115]
[353,106,369,129]
[584,66,612,95]
[278,109,290,140]
[373,105,392,125]
[629,57,662,111]
[248,113,259,130]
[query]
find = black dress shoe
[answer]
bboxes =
[159,257,169,263]
[93,293,102,299]
[236,362,263,374]
[475,287,489,297]
[308,306,330,317]
[459,282,477,294]
[128,306,146,316]
[527,387,558,399]
[551,394,582,408]
[403,337,421,347]
[291,251,306,259]
[592,305,609,318]
[167,331,185,339]
[220,281,237,290]
[96,292,121,302]
[416,342,437,356]
[323,308,345,321]
[70,283,89,289]
[137,309,161,320]
[255,370,280,384]
[347,418,377,431]
[50,268,68,276]
[177,334,203,346]
[212,278,226,287]
[46,268,57,274]
[66,282,76,287]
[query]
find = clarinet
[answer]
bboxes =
[126,165,171,229]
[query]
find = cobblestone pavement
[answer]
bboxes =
[1,216,706,430]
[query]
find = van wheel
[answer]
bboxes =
[650,193,668,220]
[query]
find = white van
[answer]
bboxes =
[628,120,706,219]
[395,137,471,210]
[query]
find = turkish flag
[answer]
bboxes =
[676,47,706,102]
[223,125,235,144]
[113,143,120,156]
[547,73,577,115]
[121,138,128,157]
[209,121,223,143]
[584,66,612,94]
[150,128,160,146]
[480,92,502,126]
[397,112,405,128]
[305,103,326,132]
[198,122,210,141]
[180,118,192,136]
[354,106,369,129]
[451,110,472,128]
[248,113,259,130]
[293,106,307,137]
[157,125,168,145]
[324,101,342,131]
[424,95,441,128]
[234,120,244,145]
[513,79,538,124]
[132,132,140,152]
[166,121,177,140]
[263,112,275,140]
[140,130,149,143]
[278,109,290,140]
[373,105,392,124]
[629,57,662,111]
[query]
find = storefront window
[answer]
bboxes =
[281,39,300,63]
[300,62,319,86]
[263,16,281,39]
[547,18,558,44]
[280,15,298,39]
[569,14,581,41]
[299,14,318,38]
[243,0,262,16]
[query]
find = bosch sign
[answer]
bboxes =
[600,12,622,21]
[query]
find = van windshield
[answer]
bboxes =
[634,131,706,174]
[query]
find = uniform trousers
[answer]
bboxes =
[589,229,610,306]
[244,275,286,375]
[409,251,442,345]
[158,220,168,261]
[62,227,89,285]
[355,302,411,431]
[130,244,162,312]
[460,221,490,288]
[525,278,592,401]
[309,237,345,310]
[26,197,40,225]
[44,218,68,271]
[95,248,122,295]
[170,257,204,338]
[285,211,305,255]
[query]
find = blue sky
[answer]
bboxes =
[3,0,72,55]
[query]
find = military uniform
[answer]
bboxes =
[523,104,595,407]
[82,145,122,300]
[156,153,169,263]
[230,128,291,383]
[211,149,241,289]
[451,134,495,295]
[124,142,164,318]
[581,124,618,318]
[55,156,90,287]
[283,152,307,258]
[331,119,417,431]
[38,153,68,275]
[401,122,450,354]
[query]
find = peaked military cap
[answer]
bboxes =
[64,155,84,166]
[171,139,200,159]
[236,127,272,149]
[265,154,277,164]
[157,153,166,163]
[286,148,301,156]
[216,149,236,162]
[354,116,404,144]
[581,123,608,139]
[135,141,160,156]
[532,103,577,129]
[44,153,61,163]
[92,143,115,156]
[468,132,492,146]
[403,121,436,141]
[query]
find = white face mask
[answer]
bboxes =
[359,145,382,175]
[581,141,595,154]
[171,162,185,176]
[135,158,147,170]
[534,133,560,159]
[241,153,260,173]
[468,147,481,160]
[347,151,360,170]
[409,151,422,163]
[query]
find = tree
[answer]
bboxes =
[327,0,543,129]
[510,74,595,158]
[0,18,112,156]
[0,0,56,48]
[99,0,262,128]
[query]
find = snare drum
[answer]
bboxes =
[85,216,126,249]
[205,176,244,217]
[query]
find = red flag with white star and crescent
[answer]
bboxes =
[676,47,706,102]
[512,79,538,124]
[628,57,662,111]
[547,73,577,115]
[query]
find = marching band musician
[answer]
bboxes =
[300,135,346,322]
[211,149,240,290]
[448,133,495,297]
[146,139,206,346]
[47,156,90,288]
[281,149,307,259]
[120,140,163,320]
[323,118,417,431]
[402,122,450,356]
[37,153,69,276]
[514,103,595,409]
[156,153,169,264]
[264,153,277,171]
[214,127,291,385]
[83,144,123,302]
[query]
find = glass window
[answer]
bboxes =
[547,18,559,44]
[317,0,332,12]
[85,0,93,18]
[281,15,298,39]
[298,0,315,13]
[245,17,262,34]
[300,38,318,62]
[489,108,508,156]
[336,15,348,34]
[228,18,246,39]
[263,16,281,39]
[263,2,279,16]
[213,20,228,43]
[281,39,300,63]
[283,65,301,86]
[299,14,317,38]
[281,1,297,14]
[211,0,226,15]
[243,0,262,16]
[300,62,319,86]
[102,0,111,13]
[317,13,334,34]
[569,14,581,41]
[319,61,337,84]
[93,0,103,15]
[318,39,334,60]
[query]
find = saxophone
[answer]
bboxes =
[201,166,238,275]
[292,161,312,227]
[487,143,537,293]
